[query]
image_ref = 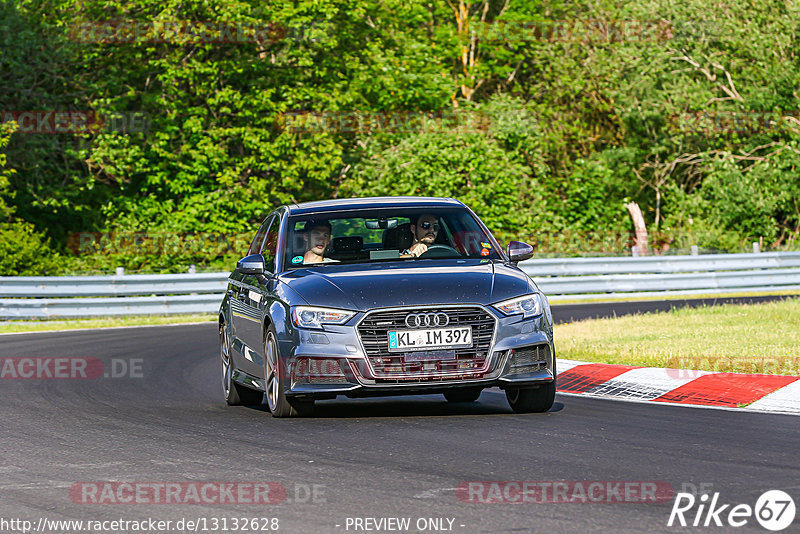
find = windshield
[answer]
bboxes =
[283,207,502,268]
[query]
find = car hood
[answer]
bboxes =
[279,259,536,311]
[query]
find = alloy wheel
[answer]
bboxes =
[265,332,280,412]
[220,324,232,397]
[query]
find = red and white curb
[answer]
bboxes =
[556,359,800,415]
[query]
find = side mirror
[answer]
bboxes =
[236,253,266,275]
[506,241,534,264]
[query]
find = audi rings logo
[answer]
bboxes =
[405,312,450,328]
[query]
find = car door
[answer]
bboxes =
[243,214,281,372]
[229,214,276,379]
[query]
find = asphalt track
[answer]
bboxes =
[1,323,798,534]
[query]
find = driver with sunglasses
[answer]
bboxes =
[402,213,440,257]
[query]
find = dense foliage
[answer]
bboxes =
[1,0,799,273]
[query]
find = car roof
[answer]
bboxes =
[286,196,465,216]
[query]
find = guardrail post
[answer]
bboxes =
[691,245,699,256]
[115,267,125,276]
[753,242,760,253]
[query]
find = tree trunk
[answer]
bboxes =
[626,201,649,256]
[655,189,661,231]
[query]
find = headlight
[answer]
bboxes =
[494,294,544,318]
[292,306,355,329]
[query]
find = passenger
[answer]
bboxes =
[403,213,439,257]
[303,220,338,264]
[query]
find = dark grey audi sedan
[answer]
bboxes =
[219,197,556,417]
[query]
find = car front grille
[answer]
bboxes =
[356,306,496,381]
[508,344,551,375]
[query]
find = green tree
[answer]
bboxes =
[3,0,800,273]
[0,122,58,275]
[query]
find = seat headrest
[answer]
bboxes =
[382,223,413,250]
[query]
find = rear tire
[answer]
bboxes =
[264,326,315,418]
[506,381,555,413]
[443,388,482,403]
[220,322,264,406]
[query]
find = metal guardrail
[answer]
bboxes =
[0,272,227,298]
[1,252,799,318]
[0,272,227,318]
[0,294,221,319]
[520,252,800,276]
[521,252,800,301]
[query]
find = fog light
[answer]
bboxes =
[293,358,348,385]
[508,345,550,375]
[300,331,330,344]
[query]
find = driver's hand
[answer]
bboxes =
[408,242,428,257]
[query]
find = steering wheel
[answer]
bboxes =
[418,244,461,258]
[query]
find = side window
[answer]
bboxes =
[260,216,280,271]
[248,215,274,256]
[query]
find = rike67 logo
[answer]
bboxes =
[668,490,796,531]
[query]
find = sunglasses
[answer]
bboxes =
[419,221,440,231]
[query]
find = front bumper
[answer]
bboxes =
[275,305,556,400]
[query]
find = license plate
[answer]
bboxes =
[387,327,472,352]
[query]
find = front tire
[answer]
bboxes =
[264,326,315,418]
[220,322,264,406]
[506,381,555,413]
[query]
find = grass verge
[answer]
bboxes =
[555,298,800,375]
[0,314,216,334]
